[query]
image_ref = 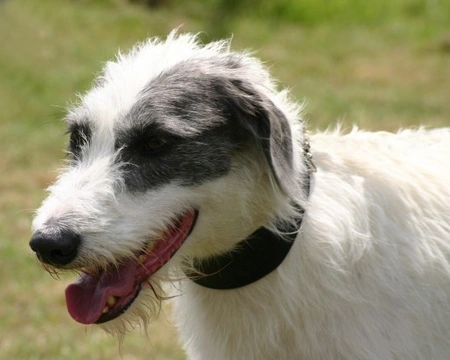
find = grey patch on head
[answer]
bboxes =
[114,62,246,192]
[113,55,295,195]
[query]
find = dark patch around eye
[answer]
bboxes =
[115,124,176,157]
[117,124,236,192]
[67,122,92,160]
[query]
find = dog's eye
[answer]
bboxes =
[70,131,81,149]
[143,137,168,153]
[69,131,85,159]
[66,123,91,161]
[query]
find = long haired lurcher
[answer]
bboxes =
[30,32,450,359]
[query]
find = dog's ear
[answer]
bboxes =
[221,79,296,198]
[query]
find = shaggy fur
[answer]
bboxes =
[30,32,450,359]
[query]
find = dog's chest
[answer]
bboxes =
[172,279,314,360]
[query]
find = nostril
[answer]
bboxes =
[29,229,81,266]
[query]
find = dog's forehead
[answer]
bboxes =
[67,35,244,136]
[119,61,240,137]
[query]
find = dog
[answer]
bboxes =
[30,32,450,359]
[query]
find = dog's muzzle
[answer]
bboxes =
[29,210,198,324]
[29,228,81,267]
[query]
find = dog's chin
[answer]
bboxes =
[64,210,198,327]
[96,283,165,336]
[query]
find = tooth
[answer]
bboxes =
[103,306,109,314]
[107,296,116,306]
[138,254,146,264]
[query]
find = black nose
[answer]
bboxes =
[29,229,81,266]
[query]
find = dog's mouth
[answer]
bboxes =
[64,210,198,325]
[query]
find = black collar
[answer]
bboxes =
[185,139,314,290]
[186,207,305,290]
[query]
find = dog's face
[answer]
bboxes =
[30,33,304,331]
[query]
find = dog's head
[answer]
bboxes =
[29,32,307,332]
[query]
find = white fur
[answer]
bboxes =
[32,32,450,359]
[174,128,450,360]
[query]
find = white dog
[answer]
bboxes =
[30,32,450,359]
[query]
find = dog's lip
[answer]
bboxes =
[65,210,198,325]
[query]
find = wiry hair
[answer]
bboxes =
[30,32,450,360]
[32,31,309,336]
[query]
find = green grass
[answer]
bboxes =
[0,0,449,358]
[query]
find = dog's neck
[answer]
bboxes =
[185,138,314,290]
[186,206,305,289]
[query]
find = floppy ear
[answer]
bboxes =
[221,79,296,198]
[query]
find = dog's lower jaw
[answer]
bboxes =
[97,280,166,336]
[65,210,198,325]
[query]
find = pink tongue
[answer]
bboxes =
[65,259,138,324]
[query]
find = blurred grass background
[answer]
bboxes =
[0,0,449,359]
